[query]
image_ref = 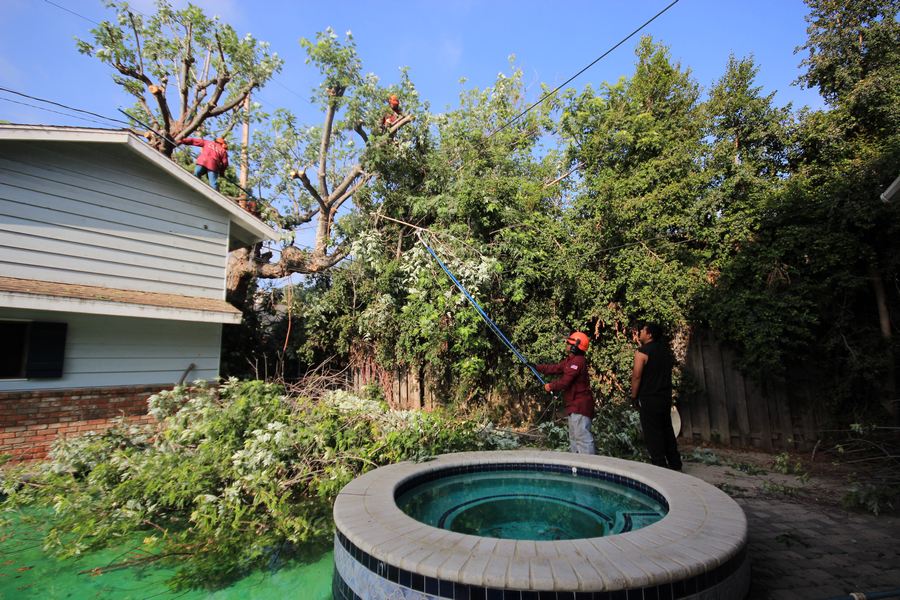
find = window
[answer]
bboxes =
[0,320,67,379]
[0,321,28,378]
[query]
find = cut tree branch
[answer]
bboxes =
[387,114,414,135]
[318,101,337,198]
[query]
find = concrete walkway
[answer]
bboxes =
[681,453,900,599]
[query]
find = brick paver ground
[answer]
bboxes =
[740,497,900,599]
[681,453,900,600]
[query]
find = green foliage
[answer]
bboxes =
[76,0,282,153]
[772,451,806,476]
[842,481,898,516]
[300,28,362,102]
[730,462,767,476]
[689,448,723,465]
[592,400,645,460]
[0,380,511,589]
[762,481,801,496]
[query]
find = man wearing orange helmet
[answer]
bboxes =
[535,331,596,454]
[381,94,402,128]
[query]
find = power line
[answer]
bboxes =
[40,0,307,113]
[0,97,116,128]
[0,86,131,126]
[41,0,101,25]
[488,0,682,138]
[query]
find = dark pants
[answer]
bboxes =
[639,397,682,470]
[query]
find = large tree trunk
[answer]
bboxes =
[869,263,898,425]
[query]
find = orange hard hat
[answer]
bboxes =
[215,137,227,146]
[388,94,400,107]
[566,331,590,352]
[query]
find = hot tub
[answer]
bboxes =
[333,450,749,599]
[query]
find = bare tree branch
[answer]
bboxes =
[208,83,256,117]
[127,12,145,77]
[179,21,193,118]
[354,124,369,144]
[333,173,372,210]
[295,171,327,212]
[387,114,414,135]
[330,164,364,201]
[318,100,337,198]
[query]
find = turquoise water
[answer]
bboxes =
[396,470,666,540]
[0,512,333,600]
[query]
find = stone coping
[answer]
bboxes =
[333,450,747,592]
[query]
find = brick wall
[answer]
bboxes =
[0,384,169,461]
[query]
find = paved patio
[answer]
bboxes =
[681,454,900,599]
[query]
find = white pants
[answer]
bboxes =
[568,413,596,454]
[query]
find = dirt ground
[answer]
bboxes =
[678,443,900,599]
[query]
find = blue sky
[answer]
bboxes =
[1,0,824,131]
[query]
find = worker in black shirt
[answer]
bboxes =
[630,322,682,471]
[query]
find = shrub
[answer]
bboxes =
[0,380,503,589]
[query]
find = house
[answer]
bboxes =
[0,124,277,460]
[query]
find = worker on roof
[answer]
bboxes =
[535,331,596,454]
[180,136,229,191]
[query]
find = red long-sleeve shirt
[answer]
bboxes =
[181,138,228,174]
[536,354,594,418]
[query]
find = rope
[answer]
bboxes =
[417,231,546,386]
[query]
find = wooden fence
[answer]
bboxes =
[681,329,826,451]
[349,330,828,451]
[349,348,438,411]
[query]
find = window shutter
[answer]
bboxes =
[25,322,67,378]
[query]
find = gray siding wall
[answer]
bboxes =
[0,140,229,299]
[0,308,221,391]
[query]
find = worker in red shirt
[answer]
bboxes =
[180,136,229,191]
[535,331,596,454]
[381,95,402,128]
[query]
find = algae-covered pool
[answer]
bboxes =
[0,511,333,599]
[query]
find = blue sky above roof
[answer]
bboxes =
[0,0,824,130]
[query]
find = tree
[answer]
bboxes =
[279,62,566,403]
[796,0,900,132]
[77,0,283,156]
[80,5,421,308]
[224,29,422,307]
[794,0,900,422]
[558,37,706,391]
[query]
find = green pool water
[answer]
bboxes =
[0,512,333,600]
[396,469,667,541]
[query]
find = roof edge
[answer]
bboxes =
[0,124,278,243]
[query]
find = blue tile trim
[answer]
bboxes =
[335,522,747,599]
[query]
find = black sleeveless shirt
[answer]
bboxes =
[637,340,673,400]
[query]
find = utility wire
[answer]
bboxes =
[41,0,101,25]
[41,0,306,115]
[488,0,681,139]
[0,86,131,126]
[0,97,116,128]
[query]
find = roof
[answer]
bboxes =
[0,124,278,247]
[0,276,242,324]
